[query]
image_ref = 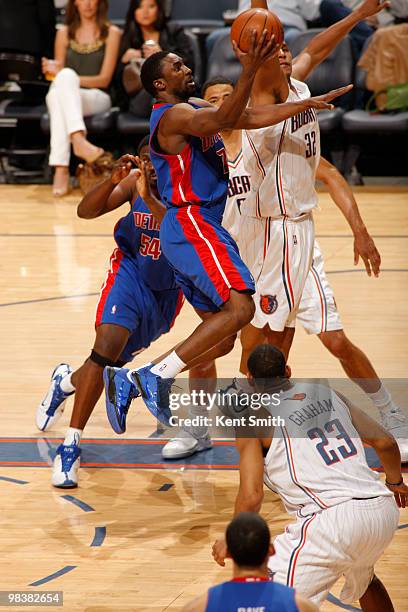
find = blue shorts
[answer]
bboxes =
[95,248,183,363]
[160,203,255,312]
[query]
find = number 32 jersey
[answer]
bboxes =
[264,382,391,517]
[242,78,320,219]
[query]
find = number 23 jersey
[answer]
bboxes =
[243,78,320,219]
[264,382,391,517]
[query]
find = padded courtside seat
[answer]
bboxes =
[206,29,240,83]
[342,109,408,134]
[117,113,150,136]
[40,107,119,134]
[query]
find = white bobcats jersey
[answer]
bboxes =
[222,150,251,241]
[243,78,320,219]
[264,382,391,517]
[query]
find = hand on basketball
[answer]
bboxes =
[111,155,138,185]
[306,85,354,111]
[357,0,390,19]
[233,29,280,73]
[354,231,381,277]
[212,537,229,566]
[386,479,408,508]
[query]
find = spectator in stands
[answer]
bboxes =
[0,0,56,59]
[42,0,121,196]
[237,0,321,45]
[117,0,195,117]
[183,513,317,611]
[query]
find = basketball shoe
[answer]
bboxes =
[381,405,408,463]
[52,438,81,488]
[132,365,174,426]
[162,434,212,459]
[36,364,74,431]
[104,366,140,434]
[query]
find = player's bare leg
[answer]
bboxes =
[359,575,394,612]
[239,324,295,376]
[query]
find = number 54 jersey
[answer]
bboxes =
[264,382,391,517]
[243,78,320,219]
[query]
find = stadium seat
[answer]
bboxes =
[206,29,240,83]
[108,0,129,27]
[117,28,203,139]
[40,108,119,136]
[169,0,236,29]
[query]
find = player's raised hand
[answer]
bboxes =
[356,0,390,19]
[306,85,354,111]
[133,156,151,201]
[212,538,229,567]
[111,154,138,185]
[354,231,381,277]
[233,29,280,73]
[386,478,408,508]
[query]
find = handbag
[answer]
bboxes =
[76,152,115,195]
[365,83,408,113]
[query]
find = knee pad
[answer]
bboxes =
[89,350,118,368]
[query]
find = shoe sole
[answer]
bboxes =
[104,368,126,434]
[133,372,172,427]
[52,480,78,489]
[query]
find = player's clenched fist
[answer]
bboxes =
[212,537,229,567]
[111,154,139,185]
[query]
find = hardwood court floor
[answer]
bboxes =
[0,185,408,611]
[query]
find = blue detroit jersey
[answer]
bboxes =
[206,580,298,612]
[149,102,229,209]
[113,194,176,292]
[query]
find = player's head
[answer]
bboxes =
[278,41,293,78]
[226,512,274,569]
[202,76,234,108]
[137,134,156,185]
[247,344,291,389]
[140,51,195,100]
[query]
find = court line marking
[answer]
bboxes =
[61,495,95,513]
[29,565,77,587]
[1,233,407,239]
[327,593,360,611]
[91,526,106,547]
[0,437,233,446]
[2,270,407,309]
[0,475,28,484]
[159,483,174,491]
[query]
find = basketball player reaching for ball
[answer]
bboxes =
[233,0,408,453]
[212,345,408,610]
[162,77,408,461]
[36,139,212,488]
[103,33,351,431]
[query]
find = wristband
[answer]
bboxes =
[385,477,403,487]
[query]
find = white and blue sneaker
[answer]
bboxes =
[162,434,212,459]
[381,405,408,463]
[104,366,140,434]
[36,364,74,431]
[52,440,81,488]
[132,365,174,426]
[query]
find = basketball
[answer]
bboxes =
[230,8,284,53]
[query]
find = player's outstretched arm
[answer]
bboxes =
[77,155,140,219]
[133,157,167,223]
[292,0,389,82]
[316,157,381,277]
[162,31,277,139]
[237,84,353,129]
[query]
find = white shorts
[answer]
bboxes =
[238,214,314,332]
[287,240,342,334]
[269,496,399,606]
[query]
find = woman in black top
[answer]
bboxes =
[118,0,195,116]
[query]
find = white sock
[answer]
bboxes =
[367,384,393,411]
[64,427,82,446]
[60,372,75,393]
[151,351,186,379]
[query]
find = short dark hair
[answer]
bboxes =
[201,76,234,99]
[226,513,271,568]
[247,345,286,380]
[141,51,171,96]
[137,135,150,155]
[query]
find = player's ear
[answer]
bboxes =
[269,543,275,557]
[154,78,166,92]
[285,365,291,379]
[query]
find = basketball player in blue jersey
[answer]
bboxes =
[36,137,208,488]
[103,33,351,431]
[184,512,317,612]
